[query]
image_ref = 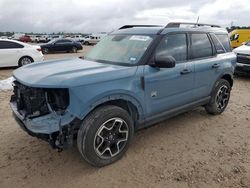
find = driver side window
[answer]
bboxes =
[155,34,187,62]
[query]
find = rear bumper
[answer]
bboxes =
[33,53,44,62]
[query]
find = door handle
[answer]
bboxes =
[180,69,192,75]
[212,63,220,68]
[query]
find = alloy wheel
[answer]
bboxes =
[21,57,32,66]
[215,85,229,110]
[94,117,129,159]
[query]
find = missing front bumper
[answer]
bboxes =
[10,101,81,150]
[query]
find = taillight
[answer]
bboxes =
[37,48,42,52]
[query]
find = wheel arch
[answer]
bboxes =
[77,94,144,129]
[18,56,34,67]
[221,73,233,87]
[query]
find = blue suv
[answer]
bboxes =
[10,22,236,166]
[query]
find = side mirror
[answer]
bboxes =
[154,55,176,68]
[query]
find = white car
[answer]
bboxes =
[0,39,44,67]
[69,35,85,42]
[233,41,250,74]
[233,41,250,54]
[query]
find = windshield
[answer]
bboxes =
[84,34,153,65]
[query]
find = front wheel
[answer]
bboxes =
[77,105,134,167]
[205,79,231,115]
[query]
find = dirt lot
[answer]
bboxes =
[0,48,250,188]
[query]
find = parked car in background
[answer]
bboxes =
[0,39,43,67]
[69,35,85,42]
[10,23,236,167]
[0,36,9,39]
[12,33,25,40]
[30,35,40,43]
[230,29,250,48]
[40,39,82,54]
[37,35,49,43]
[82,35,104,45]
[19,35,32,43]
[47,35,62,41]
[233,40,250,75]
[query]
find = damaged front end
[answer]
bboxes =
[10,81,80,151]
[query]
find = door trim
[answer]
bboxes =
[138,96,210,129]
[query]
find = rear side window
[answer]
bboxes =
[155,34,187,62]
[210,34,225,54]
[190,33,213,59]
[215,34,231,52]
[56,39,71,43]
[0,41,24,49]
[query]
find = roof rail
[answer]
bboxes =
[119,25,163,30]
[166,22,221,28]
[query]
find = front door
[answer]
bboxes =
[144,33,195,117]
[0,41,21,67]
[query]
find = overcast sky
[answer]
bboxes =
[0,0,250,33]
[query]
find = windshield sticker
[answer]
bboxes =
[129,35,150,41]
[129,57,137,62]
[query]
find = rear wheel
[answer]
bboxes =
[77,105,134,167]
[72,47,77,53]
[18,56,33,67]
[205,79,231,115]
[84,41,89,45]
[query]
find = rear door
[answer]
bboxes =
[190,33,224,99]
[144,33,195,117]
[54,39,72,51]
[0,41,23,67]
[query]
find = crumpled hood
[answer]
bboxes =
[13,58,137,88]
[233,45,250,55]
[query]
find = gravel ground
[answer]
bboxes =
[0,48,249,188]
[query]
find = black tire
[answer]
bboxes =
[18,56,33,67]
[84,41,89,45]
[205,79,231,115]
[42,48,49,54]
[72,46,77,53]
[77,105,134,167]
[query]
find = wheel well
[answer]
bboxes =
[221,74,233,87]
[18,56,34,66]
[95,99,139,126]
[19,56,34,61]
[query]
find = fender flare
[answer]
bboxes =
[78,93,145,121]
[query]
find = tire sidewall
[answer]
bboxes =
[209,79,231,114]
[18,56,33,67]
[72,47,77,53]
[78,106,134,167]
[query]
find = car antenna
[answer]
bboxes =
[196,16,200,26]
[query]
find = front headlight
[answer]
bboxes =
[46,88,69,114]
